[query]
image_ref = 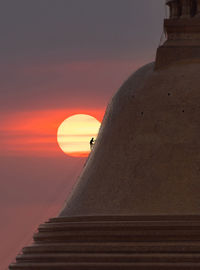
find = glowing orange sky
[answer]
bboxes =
[0,108,104,157]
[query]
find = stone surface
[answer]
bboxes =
[59,60,200,217]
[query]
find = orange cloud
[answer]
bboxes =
[0,108,104,157]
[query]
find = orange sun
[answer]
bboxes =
[57,114,101,157]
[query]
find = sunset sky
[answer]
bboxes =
[0,1,165,269]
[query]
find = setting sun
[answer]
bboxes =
[57,114,101,157]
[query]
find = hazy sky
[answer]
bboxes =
[0,0,164,112]
[0,1,165,269]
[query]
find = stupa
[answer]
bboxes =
[10,0,200,269]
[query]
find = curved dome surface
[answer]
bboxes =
[60,60,200,217]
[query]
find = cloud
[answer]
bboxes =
[0,0,165,113]
[0,58,152,114]
[0,108,104,156]
[0,0,164,62]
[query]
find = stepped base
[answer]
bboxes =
[9,216,200,269]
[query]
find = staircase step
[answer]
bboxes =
[9,262,200,270]
[38,221,200,232]
[34,230,200,243]
[23,242,200,254]
[48,215,200,223]
[16,253,200,263]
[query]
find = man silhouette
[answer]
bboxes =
[90,137,95,150]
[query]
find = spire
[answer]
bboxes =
[155,0,200,69]
[166,0,181,19]
[166,0,197,18]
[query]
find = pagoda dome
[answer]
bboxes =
[60,59,200,217]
